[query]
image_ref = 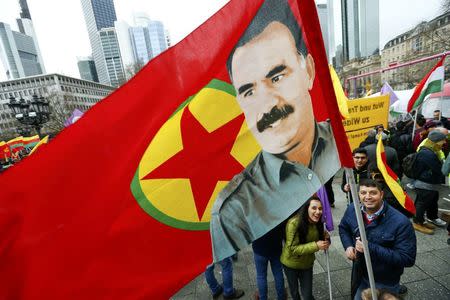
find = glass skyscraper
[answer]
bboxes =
[99,28,125,87]
[115,13,168,78]
[114,14,169,81]
[77,56,99,82]
[341,0,379,61]
[147,21,167,58]
[0,0,45,80]
[80,0,118,86]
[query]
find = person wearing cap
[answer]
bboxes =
[412,130,448,234]
[416,127,448,160]
[364,132,401,177]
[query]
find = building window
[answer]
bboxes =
[412,37,423,52]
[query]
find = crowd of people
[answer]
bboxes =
[0,147,31,173]
[203,110,449,300]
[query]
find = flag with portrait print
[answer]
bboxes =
[0,0,352,299]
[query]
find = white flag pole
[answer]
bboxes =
[345,167,377,300]
[324,223,333,300]
[411,109,419,141]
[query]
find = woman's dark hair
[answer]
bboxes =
[297,195,324,244]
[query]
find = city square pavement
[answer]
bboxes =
[171,170,450,300]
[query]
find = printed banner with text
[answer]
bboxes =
[343,95,389,150]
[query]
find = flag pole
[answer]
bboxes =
[345,167,378,300]
[411,109,419,141]
[324,223,333,300]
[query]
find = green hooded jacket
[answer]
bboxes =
[280,215,319,270]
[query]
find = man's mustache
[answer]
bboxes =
[256,105,294,133]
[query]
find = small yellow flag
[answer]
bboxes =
[29,135,49,155]
[329,65,350,119]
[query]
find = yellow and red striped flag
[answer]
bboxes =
[29,135,49,155]
[376,135,416,214]
[23,135,40,149]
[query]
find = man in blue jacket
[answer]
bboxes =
[339,178,416,299]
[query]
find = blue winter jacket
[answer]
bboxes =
[339,203,416,285]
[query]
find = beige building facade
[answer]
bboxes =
[0,73,115,139]
[340,11,450,96]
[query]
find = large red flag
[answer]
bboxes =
[0,0,352,299]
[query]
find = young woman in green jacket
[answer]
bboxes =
[280,196,330,300]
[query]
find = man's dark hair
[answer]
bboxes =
[226,0,307,78]
[417,116,426,127]
[352,147,367,156]
[374,124,384,131]
[359,178,383,192]
[396,120,405,131]
[434,109,441,113]
[367,163,385,182]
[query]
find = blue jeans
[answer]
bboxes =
[254,253,286,300]
[205,257,233,296]
[354,278,400,300]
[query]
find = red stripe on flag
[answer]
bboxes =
[407,55,446,112]
[377,138,416,215]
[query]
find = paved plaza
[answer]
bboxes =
[172,171,450,300]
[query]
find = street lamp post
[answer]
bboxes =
[8,95,51,137]
[16,125,33,136]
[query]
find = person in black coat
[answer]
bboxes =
[364,133,401,177]
[412,131,447,235]
[341,148,369,203]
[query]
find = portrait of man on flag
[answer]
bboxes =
[210,0,341,261]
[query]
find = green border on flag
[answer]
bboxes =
[131,79,236,231]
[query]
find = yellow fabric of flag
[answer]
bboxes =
[29,136,49,155]
[329,65,350,119]
[376,135,416,214]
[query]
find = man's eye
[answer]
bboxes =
[272,74,284,83]
[244,89,254,97]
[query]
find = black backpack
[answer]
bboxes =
[402,152,418,179]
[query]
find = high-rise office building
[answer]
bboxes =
[115,20,136,70]
[115,14,169,79]
[334,44,344,70]
[316,0,334,62]
[130,26,151,63]
[359,0,379,57]
[0,0,45,80]
[80,0,117,86]
[77,56,99,82]
[147,20,167,58]
[341,0,379,61]
[0,22,44,80]
[19,0,32,20]
[99,28,125,87]
[326,0,335,61]
[341,0,360,61]
[129,13,168,60]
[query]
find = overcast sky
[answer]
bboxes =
[0,0,444,81]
